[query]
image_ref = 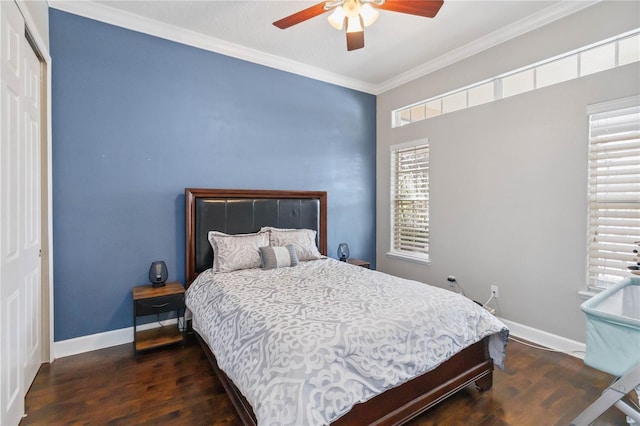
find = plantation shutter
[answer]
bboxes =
[390,141,429,259]
[587,97,640,289]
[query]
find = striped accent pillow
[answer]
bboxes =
[260,227,322,261]
[259,245,299,269]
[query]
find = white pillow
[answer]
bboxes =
[259,245,299,269]
[260,227,322,261]
[208,231,269,272]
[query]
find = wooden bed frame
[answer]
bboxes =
[185,188,494,426]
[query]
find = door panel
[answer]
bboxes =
[1,2,24,423]
[22,20,41,390]
[4,291,20,422]
[1,1,43,424]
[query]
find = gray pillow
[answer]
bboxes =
[259,245,299,269]
[208,231,269,272]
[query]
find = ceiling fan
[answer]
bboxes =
[273,0,444,51]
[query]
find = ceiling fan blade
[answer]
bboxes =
[346,31,365,51]
[376,0,444,18]
[273,2,329,29]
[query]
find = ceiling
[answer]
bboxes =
[50,0,598,94]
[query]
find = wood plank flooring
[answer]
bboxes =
[22,335,632,425]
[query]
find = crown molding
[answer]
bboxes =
[48,0,598,96]
[374,0,600,94]
[48,0,378,94]
[17,0,51,58]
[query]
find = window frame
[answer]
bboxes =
[586,95,640,291]
[388,139,431,265]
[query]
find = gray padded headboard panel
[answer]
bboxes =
[186,189,327,285]
[194,198,320,274]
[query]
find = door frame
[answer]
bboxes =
[16,0,53,364]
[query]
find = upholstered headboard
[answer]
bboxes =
[185,188,327,286]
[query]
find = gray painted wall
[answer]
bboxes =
[376,1,640,343]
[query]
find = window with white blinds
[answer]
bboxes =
[389,140,430,262]
[587,96,640,290]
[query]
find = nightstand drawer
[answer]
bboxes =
[135,294,184,316]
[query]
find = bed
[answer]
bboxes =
[184,188,508,425]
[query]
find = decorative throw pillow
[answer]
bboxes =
[260,227,322,261]
[259,245,299,269]
[208,231,269,272]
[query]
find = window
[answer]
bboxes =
[536,55,577,88]
[587,96,640,290]
[389,140,430,263]
[392,28,640,128]
[619,33,640,65]
[468,82,494,107]
[502,68,534,98]
[442,91,467,113]
[580,43,615,77]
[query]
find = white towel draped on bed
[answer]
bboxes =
[186,258,508,426]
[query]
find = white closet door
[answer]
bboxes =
[1,1,42,424]
[21,11,42,391]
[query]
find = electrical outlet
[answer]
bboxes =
[490,285,499,298]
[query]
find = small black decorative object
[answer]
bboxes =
[337,243,349,262]
[149,261,168,287]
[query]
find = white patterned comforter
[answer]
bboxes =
[186,258,508,426]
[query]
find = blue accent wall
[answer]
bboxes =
[50,10,376,341]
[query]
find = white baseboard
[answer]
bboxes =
[500,318,586,359]
[53,317,585,361]
[53,319,178,359]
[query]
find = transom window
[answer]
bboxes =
[393,28,640,128]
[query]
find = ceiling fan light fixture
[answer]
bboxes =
[346,15,363,33]
[342,0,361,18]
[272,0,444,52]
[360,3,379,27]
[328,6,346,30]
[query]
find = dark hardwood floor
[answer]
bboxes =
[22,335,631,425]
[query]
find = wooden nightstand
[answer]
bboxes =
[132,281,185,353]
[347,258,371,269]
